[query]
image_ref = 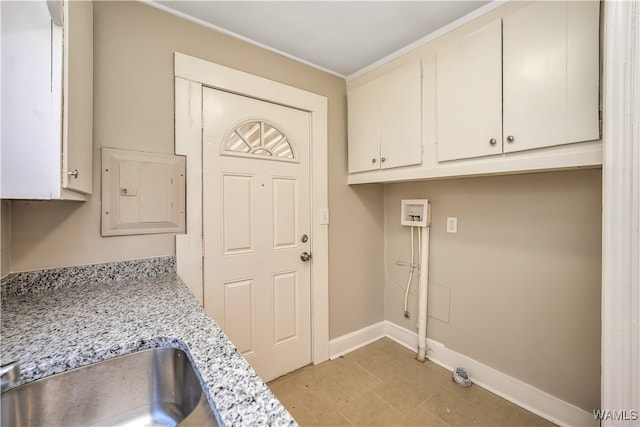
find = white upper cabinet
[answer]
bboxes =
[1,0,93,200]
[348,79,380,173]
[378,60,423,170]
[348,59,422,173]
[436,1,600,162]
[63,0,94,195]
[503,1,600,153]
[436,19,503,161]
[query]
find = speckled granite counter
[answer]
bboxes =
[0,257,296,426]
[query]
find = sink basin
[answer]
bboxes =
[1,347,218,427]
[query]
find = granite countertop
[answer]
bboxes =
[0,257,296,426]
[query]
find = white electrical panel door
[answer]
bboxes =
[347,79,380,173]
[503,1,600,153]
[436,19,503,161]
[379,59,423,170]
[101,148,186,236]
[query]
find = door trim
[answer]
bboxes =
[601,0,640,419]
[173,52,329,365]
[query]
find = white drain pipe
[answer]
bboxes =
[417,225,431,362]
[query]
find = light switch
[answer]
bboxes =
[446,217,458,233]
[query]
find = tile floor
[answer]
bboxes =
[267,338,556,426]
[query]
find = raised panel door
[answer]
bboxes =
[202,87,312,382]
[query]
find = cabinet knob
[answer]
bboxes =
[506,135,515,143]
[371,158,377,163]
[381,157,386,162]
[489,138,497,146]
[68,169,79,179]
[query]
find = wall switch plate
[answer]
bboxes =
[320,208,330,225]
[446,217,458,233]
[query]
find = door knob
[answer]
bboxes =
[300,252,312,262]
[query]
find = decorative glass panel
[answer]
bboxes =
[223,120,296,162]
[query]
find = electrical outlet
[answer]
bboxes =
[446,217,458,233]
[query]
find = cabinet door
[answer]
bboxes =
[0,1,63,199]
[379,59,422,169]
[436,19,502,161]
[348,79,380,173]
[503,1,600,152]
[63,0,93,194]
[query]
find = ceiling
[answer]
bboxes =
[151,1,492,78]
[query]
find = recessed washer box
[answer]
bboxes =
[102,147,186,236]
[401,199,431,227]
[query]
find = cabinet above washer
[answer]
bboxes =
[348,59,422,174]
[347,0,602,185]
[436,1,599,162]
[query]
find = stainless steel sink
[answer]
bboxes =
[1,347,218,427]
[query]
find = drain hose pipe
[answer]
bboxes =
[417,225,430,362]
[403,227,416,318]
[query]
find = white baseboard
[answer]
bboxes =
[328,321,386,359]
[330,321,597,427]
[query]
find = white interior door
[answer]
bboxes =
[202,87,311,382]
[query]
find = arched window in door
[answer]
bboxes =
[222,119,297,162]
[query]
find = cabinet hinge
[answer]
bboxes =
[599,110,603,137]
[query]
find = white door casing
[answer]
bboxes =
[601,0,640,423]
[202,88,311,380]
[174,53,330,368]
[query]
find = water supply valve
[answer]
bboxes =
[400,199,431,227]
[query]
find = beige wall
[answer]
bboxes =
[384,169,602,411]
[1,200,10,278]
[8,1,385,339]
